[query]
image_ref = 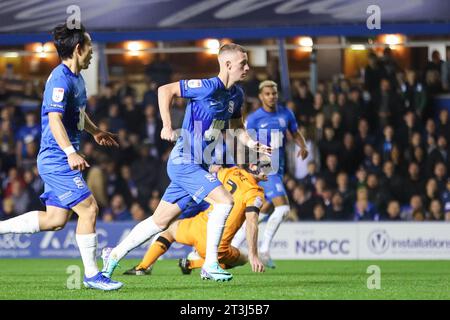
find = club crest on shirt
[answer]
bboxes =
[228,100,234,113]
[278,117,286,127]
[187,79,202,88]
[52,87,64,102]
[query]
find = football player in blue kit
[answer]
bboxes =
[231,80,309,268]
[0,23,123,291]
[102,43,271,282]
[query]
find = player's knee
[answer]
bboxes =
[46,214,68,231]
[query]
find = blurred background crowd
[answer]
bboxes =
[1,47,449,223]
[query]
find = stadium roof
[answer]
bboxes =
[0,0,449,44]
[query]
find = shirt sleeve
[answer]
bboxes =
[43,75,71,115]
[244,189,265,213]
[179,78,217,100]
[287,108,299,133]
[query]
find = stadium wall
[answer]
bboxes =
[1,222,450,260]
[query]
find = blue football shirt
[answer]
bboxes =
[246,105,298,175]
[171,77,243,165]
[37,64,87,173]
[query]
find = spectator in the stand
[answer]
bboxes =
[293,126,316,180]
[364,52,383,96]
[2,167,25,198]
[373,78,401,128]
[21,140,38,171]
[437,109,450,139]
[299,161,318,192]
[379,160,404,203]
[312,202,326,221]
[123,95,143,136]
[312,92,324,117]
[366,151,383,176]
[344,87,364,132]
[326,192,350,221]
[0,119,16,170]
[130,144,160,204]
[120,165,138,206]
[15,111,40,168]
[107,103,125,133]
[424,50,444,80]
[323,91,339,122]
[380,47,399,89]
[336,171,355,212]
[115,79,136,102]
[355,118,376,152]
[101,159,125,200]
[10,180,31,216]
[1,197,15,220]
[102,194,132,221]
[424,118,437,142]
[312,112,325,142]
[402,194,424,220]
[95,84,117,121]
[426,136,448,178]
[318,126,340,165]
[427,199,444,221]
[147,190,161,216]
[339,132,360,176]
[145,53,173,87]
[425,69,444,96]
[353,187,379,221]
[321,154,339,189]
[355,165,368,189]
[424,178,439,209]
[130,202,147,222]
[142,104,166,158]
[366,173,389,214]
[241,70,260,100]
[433,162,448,193]
[293,184,314,220]
[292,80,314,124]
[403,162,424,203]
[400,70,427,119]
[330,111,344,141]
[378,125,395,161]
[142,80,159,109]
[397,111,421,152]
[382,200,402,221]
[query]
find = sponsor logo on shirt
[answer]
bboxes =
[52,87,64,103]
[187,79,202,88]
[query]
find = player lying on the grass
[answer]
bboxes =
[0,23,122,291]
[120,161,271,276]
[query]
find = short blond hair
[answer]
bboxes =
[259,80,278,92]
[218,43,247,56]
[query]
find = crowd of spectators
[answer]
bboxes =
[1,48,449,223]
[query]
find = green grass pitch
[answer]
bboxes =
[0,259,450,299]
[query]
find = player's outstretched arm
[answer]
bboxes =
[245,210,265,273]
[48,112,90,171]
[229,117,272,155]
[292,130,309,160]
[158,82,181,142]
[83,111,119,147]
